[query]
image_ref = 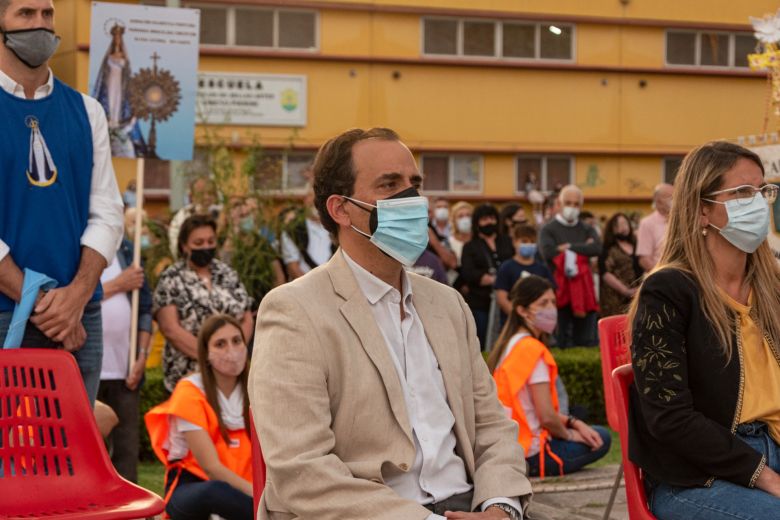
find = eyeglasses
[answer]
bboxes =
[703,184,779,206]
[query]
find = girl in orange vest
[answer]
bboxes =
[146,314,253,519]
[487,275,610,477]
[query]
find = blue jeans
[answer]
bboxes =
[525,424,611,477]
[166,468,253,520]
[649,422,780,520]
[0,301,103,405]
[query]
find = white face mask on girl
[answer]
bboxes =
[532,308,558,334]
[209,345,247,377]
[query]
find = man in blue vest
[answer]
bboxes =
[0,0,124,405]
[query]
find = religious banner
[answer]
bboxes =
[197,72,307,127]
[88,2,200,160]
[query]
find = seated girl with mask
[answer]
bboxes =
[488,275,610,478]
[146,314,254,520]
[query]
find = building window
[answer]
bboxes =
[143,159,171,195]
[421,155,483,193]
[516,155,573,193]
[665,30,755,68]
[422,18,574,60]
[663,157,683,185]
[186,4,317,50]
[253,151,315,192]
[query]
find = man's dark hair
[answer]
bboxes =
[312,127,400,235]
[177,214,217,256]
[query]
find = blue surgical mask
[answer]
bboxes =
[518,243,537,258]
[240,216,255,233]
[344,187,430,266]
[140,235,151,249]
[703,195,769,253]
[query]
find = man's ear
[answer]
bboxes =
[327,194,351,229]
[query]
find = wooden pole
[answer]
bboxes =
[128,158,145,374]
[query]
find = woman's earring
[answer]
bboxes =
[702,227,708,237]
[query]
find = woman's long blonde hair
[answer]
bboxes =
[627,141,780,360]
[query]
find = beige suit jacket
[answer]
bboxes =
[249,250,532,520]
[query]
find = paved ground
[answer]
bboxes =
[527,465,628,520]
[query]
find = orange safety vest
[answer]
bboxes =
[493,334,562,478]
[145,378,252,505]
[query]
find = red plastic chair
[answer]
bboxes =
[598,314,631,519]
[598,314,631,431]
[612,364,658,520]
[0,349,164,519]
[249,409,267,518]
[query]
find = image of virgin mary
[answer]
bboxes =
[92,23,147,158]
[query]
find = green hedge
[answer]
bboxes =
[139,367,167,461]
[549,347,607,426]
[137,347,607,461]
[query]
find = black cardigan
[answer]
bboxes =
[629,268,768,489]
[460,236,514,311]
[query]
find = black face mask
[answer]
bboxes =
[346,186,421,234]
[189,247,216,267]
[478,223,497,236]
[615,233,631,241]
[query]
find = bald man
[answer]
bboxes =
[636,183,673,272]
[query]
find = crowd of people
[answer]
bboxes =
[2,2,780,517]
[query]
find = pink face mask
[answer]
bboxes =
[208,345,247,377]
[533,308,558,334]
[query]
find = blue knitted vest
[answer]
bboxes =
[0,78,99,312]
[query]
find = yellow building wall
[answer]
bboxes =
[316,0,777,26]
[51,0,777,217]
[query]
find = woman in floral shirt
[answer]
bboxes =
[154,215,254,392]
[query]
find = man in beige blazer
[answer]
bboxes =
[250,128,534,520]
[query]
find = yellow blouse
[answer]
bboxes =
[721,290,780,443]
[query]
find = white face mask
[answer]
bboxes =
[456,216,472,233]
[703,195,770,253]
[434,207,449,222]
[562,206,580,222]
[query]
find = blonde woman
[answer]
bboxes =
[628,141,780,519]
[448,201,473,264]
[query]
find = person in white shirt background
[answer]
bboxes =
[280,187,334,279]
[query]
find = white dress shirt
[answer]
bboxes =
[280,218,333,273]
[0,69,124,266]
[343,251,522,519]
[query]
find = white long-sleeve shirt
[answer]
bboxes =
[343,251,522,519]
[0,69,124,266]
